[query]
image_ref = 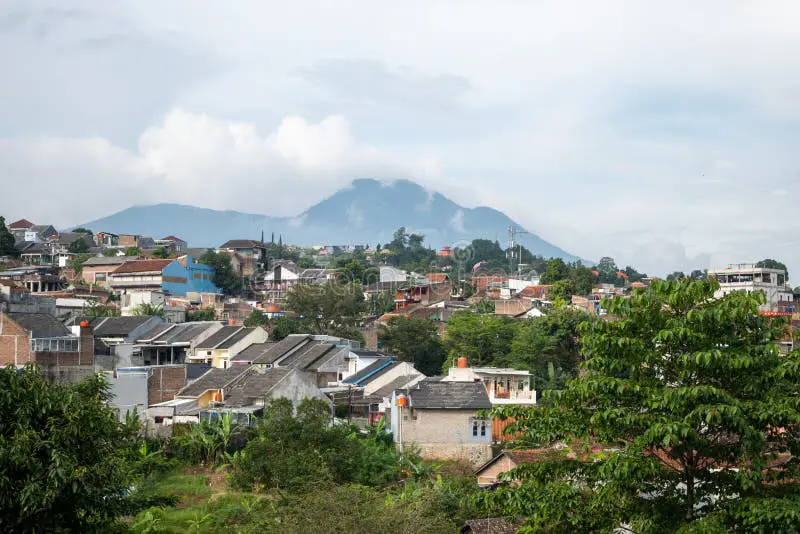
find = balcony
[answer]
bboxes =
[488,389,536,405]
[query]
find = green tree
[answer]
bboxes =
[0,217,19,258]
[471,297,496,314]
[540,258,569,284]
[102,248,118,257]
[689,269,707,281]
[285,282,365,336]
[338,260,365,285]
[243,310,269,327]
[569,266,596,295]
[379,316,446,376]
[666,271,686,281]
[132,303,167,319]
[72,227,93,234]
[84,300,120,317]
[486,279,800,531]
[151,247,170,259]
[366,292,395,316]
[125,246,141,256]
[199,250,242,294]
[509,307,587,389]
[268,316,313,340]
[548,279,576,303]
[68,237,90,253]
[186,308,216,322]
[68,253,91,275]
[756,258,789,278]
[596,255,618,284]
[444,312,519,368]
[0,366,139,531]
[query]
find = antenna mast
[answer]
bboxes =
[507,225,529,275]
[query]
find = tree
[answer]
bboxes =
[444,312,519,368]
[68,237,90,253]
[471,298,496,314]
[0,366,138,530]
[72,227,93,235]
[548,279,576,303]
[243,310,269,327]
[509,307,587,390]
[379,316,446,376]
[125,246,141,256]
[0,217,18,258]
[132,303,167,319]
[84,300,120,317]
[570,266,596,295]
[338,260,365,285]
[186,308,216,322]
[486,279,800,531]
[151,247,170,259]
[540,258,569,284]
[68,253,91,275]
[666,271,686,281]
[689,269,707,281]
[285,282,365,336]
[269,316,313,340]
[596,256,618,284]
[199,250,242,294]
[756,258,788,278]
[102,248,118,257]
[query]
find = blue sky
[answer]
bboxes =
[1,0,799,277]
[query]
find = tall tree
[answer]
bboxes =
[485,279,800,531]
[548,279,576,303]
[540,258,569,284]
[285,282,365,337]
[151,247,170,259]
[0,366,138,531]
[379,316,446,376]
[756,258,789,278]
[68,237,90,253]
[199,250,242,294]
[444,312,519,368]
[570,266,596,295]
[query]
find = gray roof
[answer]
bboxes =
[135,323,175,342]
[404,381,491,410]
[82,256,132,266]
[217,328,258,350]
[136,322,218,345]
[231,342,275,362]
[250,334,310,365]
[195,326,242,349]
[222,368,293,407]
[8,313,71,338]
[343,358,395,385]
[281,341,337,370]
[84,316,158,338]
[372,374,421,400]
[178,365,250,397]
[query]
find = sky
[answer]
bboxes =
[1,0,799,277]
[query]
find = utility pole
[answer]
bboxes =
[507,225,529,274]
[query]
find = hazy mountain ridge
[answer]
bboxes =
[77,179,581,261]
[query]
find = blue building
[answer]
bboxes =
[161,255,219,296]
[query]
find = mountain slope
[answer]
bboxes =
[77,179,581,261]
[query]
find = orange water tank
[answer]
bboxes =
[80,321,89,328]
[457,356,468,368]
[396,393,408,407]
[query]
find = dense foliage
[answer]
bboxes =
[379,316,446,376]
[199,250,242,294]
[487,279,800,532]
[284,281,365,340]
[0,366,138,532]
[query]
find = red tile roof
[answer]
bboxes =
[425,273,448,284]
[8,219,34,229]
[111,259,173,274]
[519,284,552,298]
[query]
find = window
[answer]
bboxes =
[472,420,479,436]
[470,417,488,439]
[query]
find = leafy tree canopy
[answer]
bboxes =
[379,316,446,376]
[151,247,170,259]
[756,258,789,278]
[486,279,800,532]
[285,282,365,337]
[199,250,242,294]
[444,312,519,369]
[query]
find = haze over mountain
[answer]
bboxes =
[77,179,581,262]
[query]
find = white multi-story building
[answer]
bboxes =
[442,360,537,405]
[708,264,794,313]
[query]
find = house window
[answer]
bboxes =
[470,417,488,438]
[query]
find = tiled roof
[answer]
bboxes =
[9,219,34,229]
[111,259,173,274]
[82,256,132,266]
[250,334,311,364]
[425,273,448,284]
[195,326,242,349]
[222,368,293,407]
[219,239,265,249]
[178,366,250,397]
[404,380,491,410]
[90,316,158,338]
[8,312,71,339]
[280,341,336,370]
[343,358,395,385]
[231,342,275,362]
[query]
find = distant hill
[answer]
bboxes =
[76,178,582,262]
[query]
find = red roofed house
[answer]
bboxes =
[8,219,34,241]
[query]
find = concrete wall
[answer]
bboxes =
[268,369,331,408]
[108,370,148,419]
[394,407,492,466]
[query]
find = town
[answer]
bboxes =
[2,214,799,532]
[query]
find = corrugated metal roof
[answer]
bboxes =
[195,326,242,349]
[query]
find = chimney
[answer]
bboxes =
[78,321,94,367]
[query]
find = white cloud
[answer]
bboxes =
[2,0,800,276]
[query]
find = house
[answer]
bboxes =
[8,218,34,241]
[218,240,267,279]
[108,255,218,297]
[111,321,224,368]
[0,280,56,315]
[81,256,132,287]
[232,334,356,387]
[105,364,189,423]
[441,360,536,442]
[17,242,54,265]
[155,236,187,252]
[0,266,66,293]
[343,358,425,425]
[394,280,451,311]
[380,266,407,284]
[262,260,302,304]
[215,301,254,325]
[0,312,95,382]
[474,449,557,487]
[24,224,58,243]
[118,234,155,249]
[708,263,795,313]
[120,290,185,323]
[189,326,268,368]
[152,365,330,430]
[391,380,493,466]
[94,232,119,247]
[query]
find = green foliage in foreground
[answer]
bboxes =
[486,278,800,532]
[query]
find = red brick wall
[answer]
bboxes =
[0,313,32,365]
[79,325,94,366]
[147,366,188,405]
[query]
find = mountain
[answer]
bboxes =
[76,178,581,262]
